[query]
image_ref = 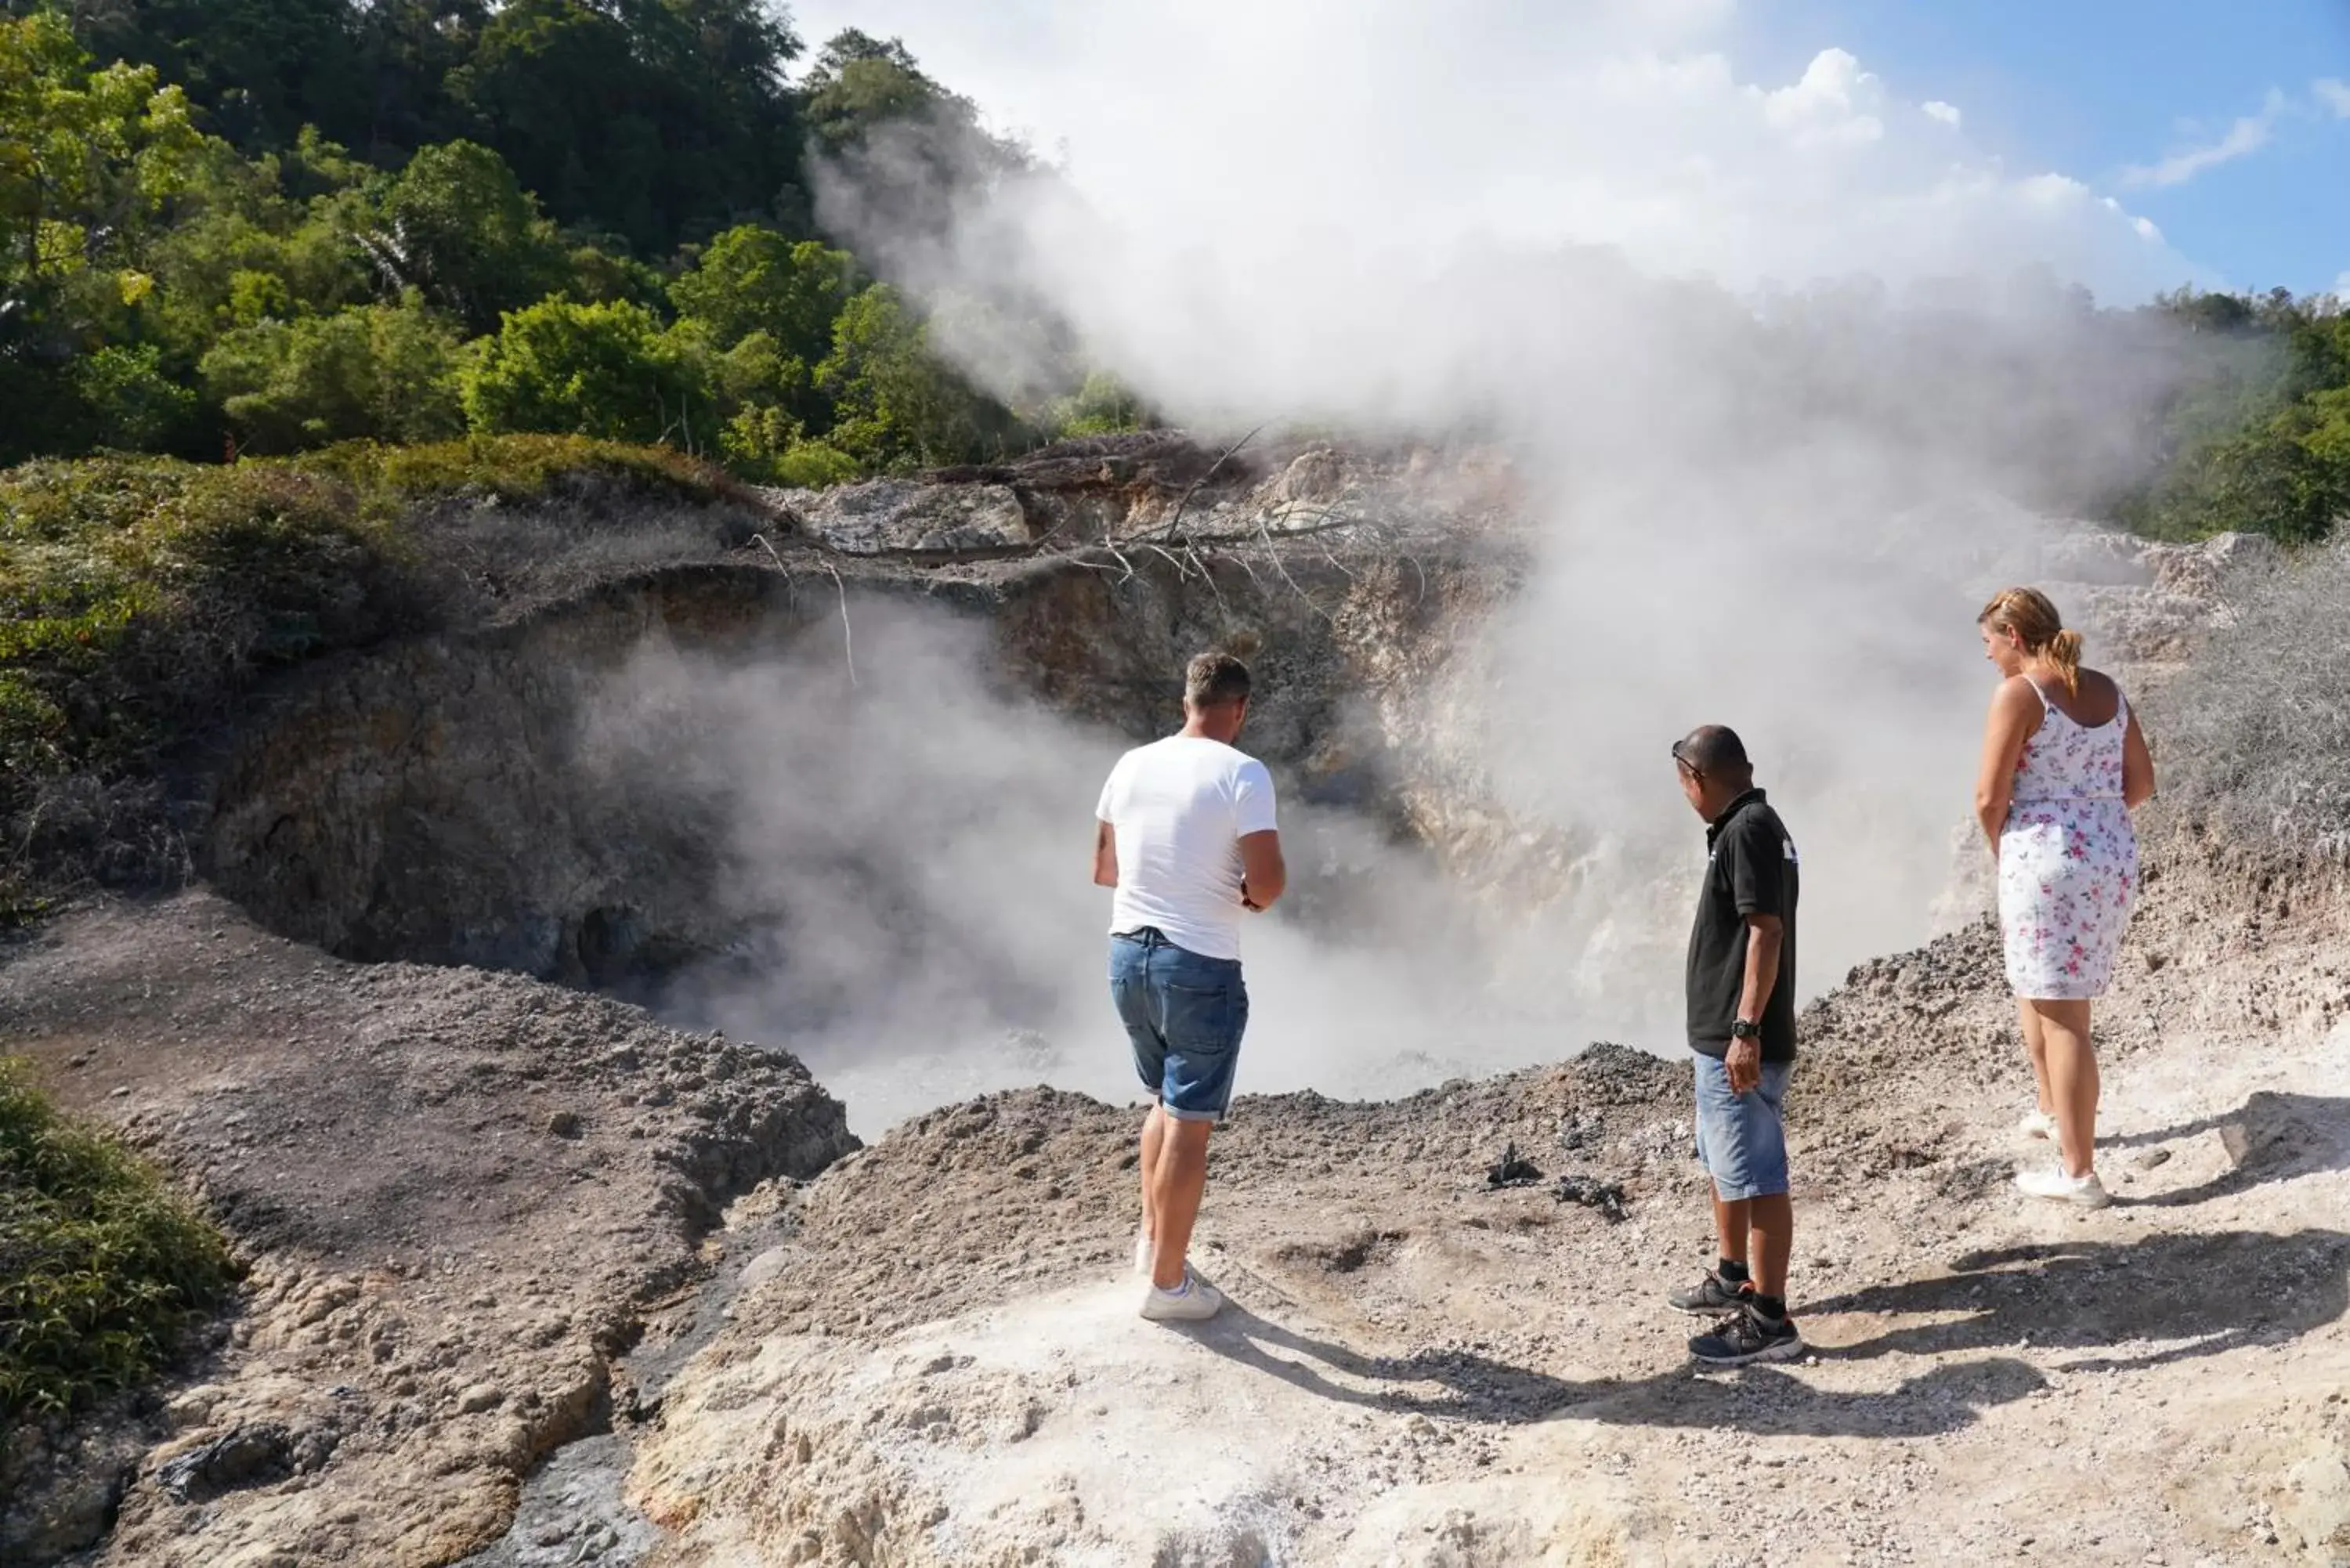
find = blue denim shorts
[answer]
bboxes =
[1692,1053,1792,1201]
[1109,929,1248,1123]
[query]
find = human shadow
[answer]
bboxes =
[2099,1092,2350,1210]
[1804,1227,2350,1373]
[1183,1300,2047,1440]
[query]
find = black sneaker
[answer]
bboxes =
[1667,1270,1755,1316]
[1689,1303,1803,1367]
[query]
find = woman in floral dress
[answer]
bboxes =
[1972,587,2157,1207]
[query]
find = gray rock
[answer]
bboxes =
[157,1423,294,1502]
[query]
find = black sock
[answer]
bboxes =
[1752,1292,1786,1322]
[1717,1258,1750,1284]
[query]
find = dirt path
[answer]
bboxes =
[626,855,2350,1566]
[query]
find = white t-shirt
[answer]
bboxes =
[1096,735,1278,962]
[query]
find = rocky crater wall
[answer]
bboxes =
[198,439,1521,1004]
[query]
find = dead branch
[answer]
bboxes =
[821,559,857,688]
[1155,424,1265,540]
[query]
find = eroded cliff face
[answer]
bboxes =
[197,437,1533,998]
[193,437,2278,1095]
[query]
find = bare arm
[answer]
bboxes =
[1092,820,1118,888]
[1238,829,1285,911]
[1722,911,1783,1093]
[1738,912,1783,1024]
[2122,706,2156,810]
[1974,678,2040,854]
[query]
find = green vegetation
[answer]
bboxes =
[0,1057,233,1419]
[0,435,739,915]
[8,5,2339,539]
[2117,290,2350,544]
[0,6,1141,480]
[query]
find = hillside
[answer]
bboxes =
[2,441,2344,1565]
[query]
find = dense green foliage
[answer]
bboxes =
[2115,290,2350,544]
[2,2,2345,533]
[0,6,1133,480]
[0,1057,233,1419]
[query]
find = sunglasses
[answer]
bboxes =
[1671,741,1701,776]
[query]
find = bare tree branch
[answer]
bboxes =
[1155,424,1265,540]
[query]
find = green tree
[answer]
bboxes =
[816,284,1021,469]
[0,14,210,294]
[371,139,562,334]
[1047,370,1152,439]
[0,13,218,459]
[801,30,1025,246]
[671,226,857,438]
[201,297,464,452]
[70,343,198,450]
[562,241,668,311]
[345,2,489,164]
[462,297,710,445]
[139,131,377,362]
[450,0,802,254]
[45,0,365,151]
[671,227,857,359]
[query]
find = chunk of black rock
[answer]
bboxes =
[1553,1174,1629,1223]
[1484,1141,1543,1189]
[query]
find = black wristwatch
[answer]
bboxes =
[1730,1019,1761,1041]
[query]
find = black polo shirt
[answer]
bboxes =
[1686,788,1799,1063]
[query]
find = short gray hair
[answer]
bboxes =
[1184,651,1253,710]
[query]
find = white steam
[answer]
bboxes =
[577,608,1531,1132]
[592,5,2204,1131]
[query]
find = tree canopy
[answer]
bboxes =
[0,7,1124,478]
[0,5,2345,543]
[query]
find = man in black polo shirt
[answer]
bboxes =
[1668,724,1803,1366]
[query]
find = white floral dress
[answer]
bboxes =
[1998,681,2138,1000]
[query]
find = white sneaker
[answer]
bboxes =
[2016,1166,2110,1208]
[2015,1109,2059,1143]
[1140,1274,1224,1322]
[1133,1227,1155,1277]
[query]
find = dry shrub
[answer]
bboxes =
[2160,537,2350,862]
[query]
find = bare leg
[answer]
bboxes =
[2030,998,2099,1178]
[1748,1194,1794,1302]
[1148,1116,1213,1291]
[1139,1103,1165,1244]
[1712,1193,1748,1269]
[2017,998,2055,1117]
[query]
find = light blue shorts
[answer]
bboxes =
[1109,929,1248,1123]
[1692,1053,1792,1201]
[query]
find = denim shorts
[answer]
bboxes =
[1109,929,1248,1123]
[1691,1052,1792,1201]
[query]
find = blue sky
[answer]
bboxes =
[1757,0,2350,294]
[793,0,2347,302]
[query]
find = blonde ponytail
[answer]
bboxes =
[2045,627,2084,695]
[1979,587,2082,692]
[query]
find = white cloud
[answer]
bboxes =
[1759,47,1885,146]
[2331,269,2350,305]
[1922,99,1962,127]
[797,0,2180,309]
[2121,79,2350,188]
[2121,100,2278,188]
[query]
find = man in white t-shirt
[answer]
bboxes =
[1093,652,1285,1322]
